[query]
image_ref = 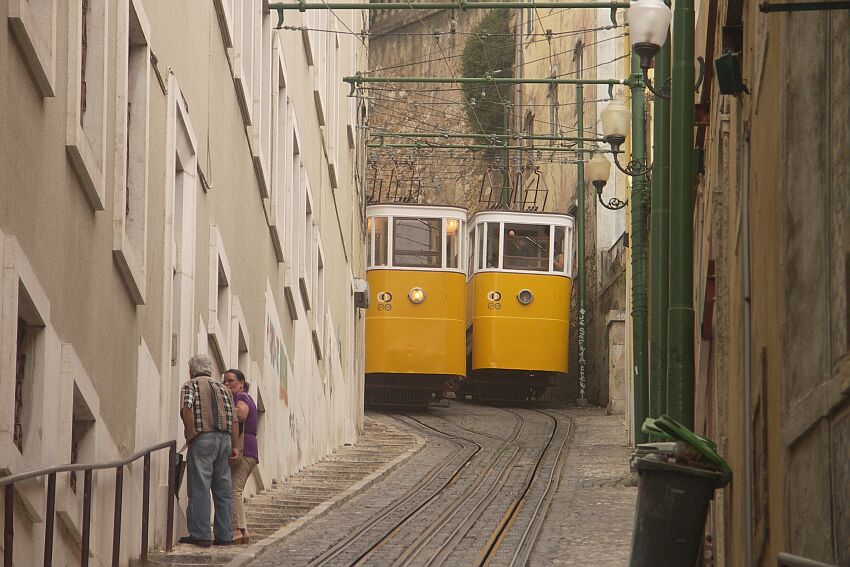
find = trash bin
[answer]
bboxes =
[629,416,731,567]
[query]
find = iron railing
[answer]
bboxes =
[1,440,177,567]
[777,552,836,567]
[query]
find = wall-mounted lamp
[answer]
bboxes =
[714,49,749,95]
[588,153,627,210]
[628,0,673,100]
[601,99,652,177]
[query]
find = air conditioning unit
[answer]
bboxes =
[353,278,370,309]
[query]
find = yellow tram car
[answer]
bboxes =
[464,211,575,401]
[365,204,468,406]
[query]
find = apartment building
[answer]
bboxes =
[0,0,367,563]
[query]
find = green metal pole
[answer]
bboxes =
[372,131,604,143]
[649,35,670,419]
[270,1,630,10]
[629,55,649,444]
[576,82,587,401]
[345,76,624,86]
[668,0,696,428]
[366,142,582,151]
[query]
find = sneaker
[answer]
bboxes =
[178,536,212,548]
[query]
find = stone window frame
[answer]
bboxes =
[55,344,103,543]
[231,298,251,379]
[65,0,109,210]
[346,28,358,149]
[299,181,315,311]
[112,0,152,305]
[301,10,316,65]
[324,18,341,189]
[311,240,326,360]
[268,35,291,261]
[310,10,328,127]
[232,0,255,125]
[248,2,272,197]
[0,235,53,485]
[208,226,233,370]
[8,0,57,96]
[162,75,200,397]
[213,0,238,49]
[283,115,303,320]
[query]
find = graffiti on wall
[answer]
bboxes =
[265,288,290,405]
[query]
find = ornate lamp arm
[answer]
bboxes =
[597,192,628,210]
[613,152,652,177]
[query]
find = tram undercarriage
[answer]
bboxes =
[365,373,456,408]
[459,370,556,404]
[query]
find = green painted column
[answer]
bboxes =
[629,56,649,444]
[576,82,587,401]
[649,36,670,419]
[668,0,696,428]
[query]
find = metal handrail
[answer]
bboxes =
[777,552,836,567]
[2,439,177,567]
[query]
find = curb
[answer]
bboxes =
[226,425,425,566]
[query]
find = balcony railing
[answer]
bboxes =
[1,440,177,567]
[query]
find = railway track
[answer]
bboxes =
[306,413,488,566]
[302,407,573,567]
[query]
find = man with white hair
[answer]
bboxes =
[178,354,240,547]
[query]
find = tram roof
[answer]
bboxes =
[469,210,575,226]
[366,203,468,219]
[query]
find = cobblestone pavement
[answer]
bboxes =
[528,405,637,566]
[247,404,589,566]
[146,404,637,566]
[144,415,423,566]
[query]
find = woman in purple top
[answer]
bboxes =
[223,369,259,544]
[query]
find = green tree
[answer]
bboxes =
[461,10,515,137]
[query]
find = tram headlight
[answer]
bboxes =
[517,289,534,305]
[408,287,426,304]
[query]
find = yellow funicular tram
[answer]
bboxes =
[365,204,468,407]
[464,210,575,402]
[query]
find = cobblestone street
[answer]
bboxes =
[237,404,635,566]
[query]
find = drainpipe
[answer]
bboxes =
[629,54,649,444]
[649,35,670,418]
[576,79,587,402]
[742,128,753,567]
[667,0,696,428]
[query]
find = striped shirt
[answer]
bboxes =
[180,375,235,434]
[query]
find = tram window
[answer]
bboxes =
[477,226,485,270]
[367,218,373,266]
[486,223,500,269]
[503,223,550,271]
[468,226,475,275]
[393,217,442,268]
[374,217,388,266]
[553,226,566,273]
[446,218,461,269]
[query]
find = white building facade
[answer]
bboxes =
[0,0,367,564]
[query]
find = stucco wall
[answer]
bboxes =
[0,0,366,564]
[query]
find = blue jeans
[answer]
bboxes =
[186,432,232,541]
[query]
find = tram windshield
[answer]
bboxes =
[553,225,567,273]
[393,217,442,268]
[446,218,462,269]
[502,224,551,272]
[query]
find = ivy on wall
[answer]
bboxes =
[460,10,516,137]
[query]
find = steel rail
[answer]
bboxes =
[508,410,575,566]
[475,409,568,566]
[306,415,482,566]
[388,410,527,566]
